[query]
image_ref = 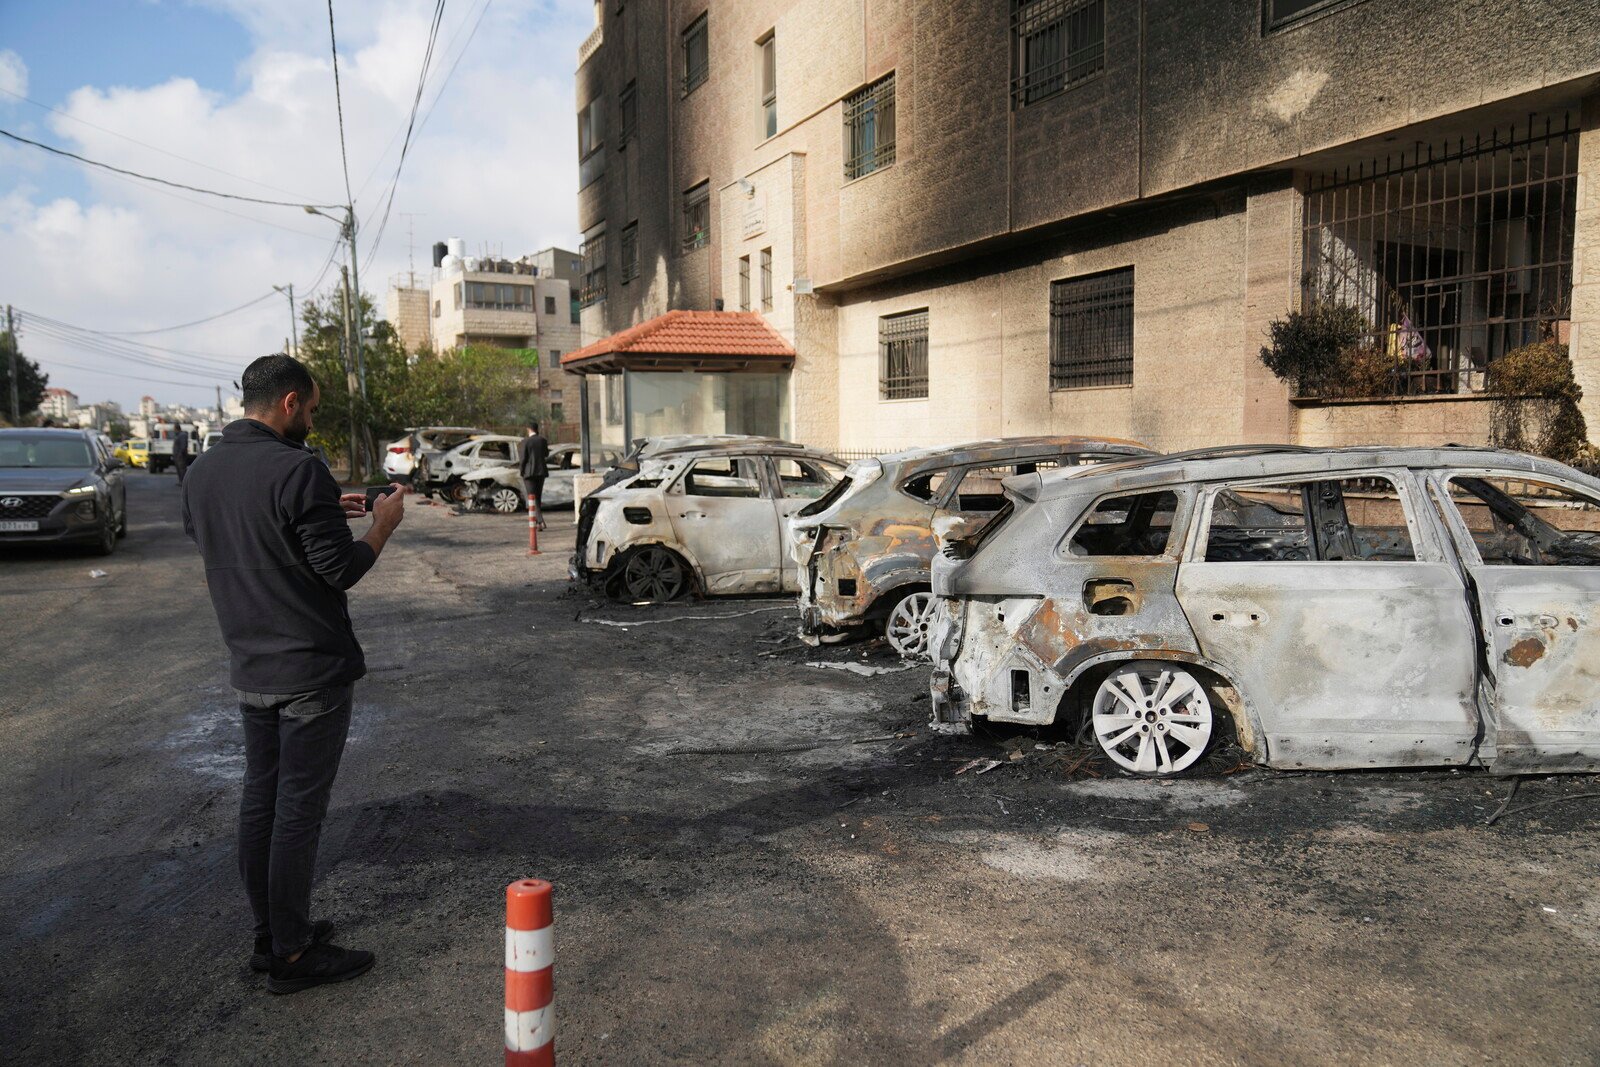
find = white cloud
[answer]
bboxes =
[0,49,27,97]
[0,1,589,409]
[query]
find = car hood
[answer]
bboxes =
[0,469,92,493]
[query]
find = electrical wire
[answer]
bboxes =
[20,311,246,366]
[19,321,244,379]
[0,128,342,210]
[96,291,282,336]
[0,85,322,202]
[35,357,225,389]
[326,0,356,211]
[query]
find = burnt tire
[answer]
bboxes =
[443,479,472,506]
[617,546,689,604]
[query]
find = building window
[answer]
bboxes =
[1264,0,1361,30]
[759,248,772,311]
[682,13,709,94]
[620,221,639,283]
[1050,267,1133,389]
[433,299,441,318]
[1301,113,1577,398]
[682,181,711,252]
[544,295,557,315]
[844,73,895,180]
[759,32,777,139]
[738,256,751,310]
[578,98,605,188]
[1010,0,1105,108]
[604,374,623,424]
[570,296,580,324]
[879,309,929,400]
[465,282,535,312]
[619,81,637,148]
[580,226,607,307]
[453,282,463,310]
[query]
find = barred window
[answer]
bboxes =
[620,222,638,284]
[1011,0,1105,108]
[760,248,773,311]
[1050,267,1133,389]
[738,256,750,310]
[879,309,929,401]
[619,81,637,147]
[682,13,708,94]
[580,225,607,307]
[682,181,710,252]
[844,73,895,180]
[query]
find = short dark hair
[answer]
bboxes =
[242,355,316,412]
[527,421,540,433]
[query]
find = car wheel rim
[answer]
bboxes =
[623,548,685,603]
[885,591,937,659]
[1091,662,1213,776]
[492,488,521,513]
[446,482,471,505]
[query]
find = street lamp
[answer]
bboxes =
[271,283,298,356]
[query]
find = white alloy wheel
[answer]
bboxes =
[1091,661,1213,776]
[884,591,938,659]
[490,486,523,513]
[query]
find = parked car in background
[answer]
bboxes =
[395,426,488,490]
[573,437,846,602]
[461,443,622,513]
[146,421,197,475]
[791,437,1156,657]
[202,431,223,453]
[930,445,1600,777]
[430,435,523,504]
[0,428,127,555]
[597,435,794,492]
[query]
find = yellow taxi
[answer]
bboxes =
[119,440,150,468]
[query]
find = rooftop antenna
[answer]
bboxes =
[400,212,426,287]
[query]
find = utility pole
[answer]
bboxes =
[5,305,17,425]
[215,384,223,422]
[344,207,367,400]
[273,283,298,356]
[340,266,361,482]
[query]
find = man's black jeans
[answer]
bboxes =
[236,684,354,958]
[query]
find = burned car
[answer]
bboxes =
[930,445,1600,777]
[573,438,845,602]
[790,437,1154,657]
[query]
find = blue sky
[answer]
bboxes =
[0,0,590,413]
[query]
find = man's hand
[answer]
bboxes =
[370,482,406,530]
[339,492,367,520]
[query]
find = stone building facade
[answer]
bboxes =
[575,0,1600,454]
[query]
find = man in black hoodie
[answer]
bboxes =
[183,354,406,994]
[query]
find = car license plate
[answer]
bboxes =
[0,520,39,532]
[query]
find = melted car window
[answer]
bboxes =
[1068,491,1180,557]
[479,441,512,461]
[901,469,950,502]
[683,457,762,499]
[1446,476,1600,566]
[774,458,838,499]
[1205,477,1414,562]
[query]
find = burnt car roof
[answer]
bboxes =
[1015,444,1600,503]
[876,435,1154,475]
[645,441,842,464]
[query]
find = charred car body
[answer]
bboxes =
[573,437,845,602]
[930,445,1600,777]
[790,437,1154,657]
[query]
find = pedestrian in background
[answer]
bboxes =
[519,420,549,529]
[183,354,406,994]
[172,424,190,483]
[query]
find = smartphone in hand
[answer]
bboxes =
[365,485,398,513]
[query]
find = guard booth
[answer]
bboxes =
[560,310,796,471]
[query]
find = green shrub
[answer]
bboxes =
[1259,302,1368,396]
[1488,341,1590,465]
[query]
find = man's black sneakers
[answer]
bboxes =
[250,918,336,973]
[266,942,376,994]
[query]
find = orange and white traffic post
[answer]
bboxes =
[505,878,554,1066]
[526,496,542,555]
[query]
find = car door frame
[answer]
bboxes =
[666,453,784,594]
[767,455,847,592]
[1426,466,1600,773]
[1174,468,1481,770]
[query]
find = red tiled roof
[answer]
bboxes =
[561,311,794,369]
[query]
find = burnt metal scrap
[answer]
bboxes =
[929,445,1600,777]
[789,436,1154,658]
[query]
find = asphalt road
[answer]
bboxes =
[3,471,1599,1064]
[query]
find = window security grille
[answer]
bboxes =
[738,256,751,310]
[580,228,607,307]
[683,14,708,94]
[1050,267,1133,389]
[1301,113,1577,397]
[760,248,773,311]
[620,222,638,284]
[879,309,929,400]
[619,82,637,147]
[682,182,711,252]
[844,74,895,180]
[1011,0,1105,108]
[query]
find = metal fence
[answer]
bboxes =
[1301,112,1577,398]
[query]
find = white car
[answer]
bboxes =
[460,443,624,513]
[432,435,522,504]
[385,426,487,486]
[572,438,846,601]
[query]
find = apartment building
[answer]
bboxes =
[570,0,1600,455]
[39,388,77,422]
[386,240,584,424]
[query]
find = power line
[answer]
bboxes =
[17,313,246,375]
[326,0,356,210]
[0,128,342,210]
[22,311,246,364]
[96,291,281,336]
[0,85,322,202]
[35,357,225,389]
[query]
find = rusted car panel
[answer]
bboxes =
[789,437,1154,655]
[931,445,1600,776]
[572,437,845,602]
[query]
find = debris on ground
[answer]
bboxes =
[954,758,1003,776]
[88,569,108,579]
[806,661,915,676]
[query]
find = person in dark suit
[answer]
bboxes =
[172,425,191,482]
[519,421,550,529]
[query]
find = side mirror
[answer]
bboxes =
[107,458,126,470]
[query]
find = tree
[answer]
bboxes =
[0,329,49,425]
